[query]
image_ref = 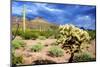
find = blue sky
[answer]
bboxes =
[12,1,96,30]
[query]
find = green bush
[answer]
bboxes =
[86,30,96,40]
[49,46,64,57]
[12,52,23,65]
[12,29,16,35]
[38,31,54,38]
[12,28,56,39]
[31,43,44,52]
[12,28,23,36]
[38,36,46,40]
[12,29,39,40]
[73,52,95,62]
[45,31,54,38]
[12,39,25,49]
[21,31,39,40]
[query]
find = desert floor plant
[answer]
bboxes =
[49,46,64,57]
[12,52,23,65]
[12,39,25,49]
[86,30,96,40]
[31,43,44,52]
[73,52,95,62]
[56,24,91,62]
[21,31,39,40]
[38,36,46,40]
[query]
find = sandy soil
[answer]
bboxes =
[15,38,71,65]
[87,39,96,58]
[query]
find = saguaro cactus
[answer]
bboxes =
[22,5,26,33]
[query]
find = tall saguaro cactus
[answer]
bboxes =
[23,5,26,33]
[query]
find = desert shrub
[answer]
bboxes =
[49,46,64,57]
[73,52,95,62]
[21,31,32,39]
[12,29,16,35]
[12,39,25,49]
[38,36,46,40]
[12,28,23,36]
[19,30,56,39]
[21,31,39,40]
[86,30,96,40]
[53,30,60,39]
[45,31,55,38]
[31,43,44,52]
[12,52,23,65]
[16,29,23,36]
[12,29,39,40]
[56,24,90,62]
[47,30,59,39]
[39,31,54,38]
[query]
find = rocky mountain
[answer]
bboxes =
[11,16,58,31]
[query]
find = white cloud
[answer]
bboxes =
[76,15,91,21]
[25,6,39,15]
[12,6,22,15]
[12,2,66,17]
[12,3,39,15]
[32,3,64,13]
[74,15,95,29]
[42,5,63,12]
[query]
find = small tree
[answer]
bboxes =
[56,24,90,62]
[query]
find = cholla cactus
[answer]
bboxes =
[56,24,90,62]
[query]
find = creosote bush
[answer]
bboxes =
[12,28,23,36]
[12,28,57,39]
[12,39,25,49]
[21,31,39,40]
[12,52,23,65]
[73,52,95,62]
[49,46,64,57]
[31,43,44,52]
[86,30,96,40]
[38,36,46,40]
[56,24,90,62]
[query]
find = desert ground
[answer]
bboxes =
[14,36,96,65]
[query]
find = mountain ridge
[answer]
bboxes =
[11,16,58,31]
